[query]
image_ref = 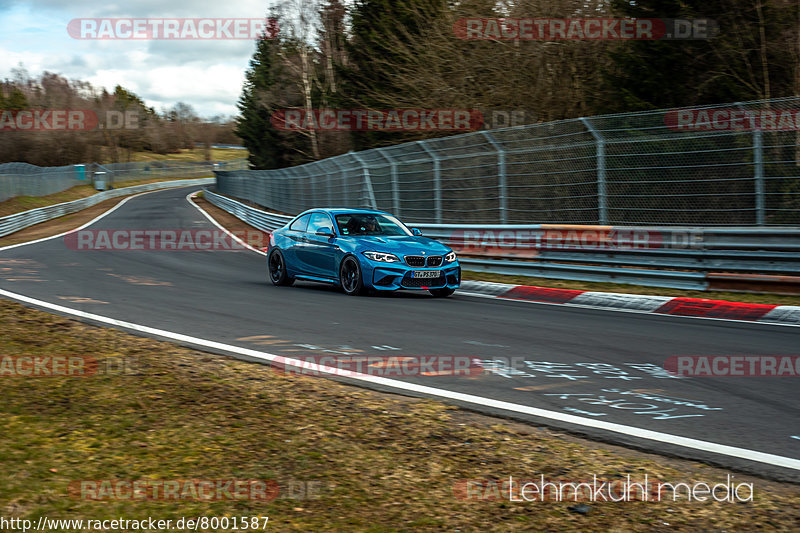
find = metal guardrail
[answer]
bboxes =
[202,190,292,232]
[0,178,214,239]
[459,258,709,290]
[202,189,800,290]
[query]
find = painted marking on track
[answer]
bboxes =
[564,407,606,417]
[792,436,800,441]
[106,273,172,286]
[514,380,593,391]
[464,340,509,348]
[1,286,799,473]
[57,296,109,304]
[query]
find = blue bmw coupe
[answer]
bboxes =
[267,208,460,296]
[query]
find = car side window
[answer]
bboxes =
[289,213,311,232]
[307,212,334,235]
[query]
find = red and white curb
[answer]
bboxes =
[459,281,800,327]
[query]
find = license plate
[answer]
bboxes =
[412,270,439,279]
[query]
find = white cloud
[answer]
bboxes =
[0,0,276,117]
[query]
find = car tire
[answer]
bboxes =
[340,256,366,296]
[268,248,294,286]
[429,287,455,297]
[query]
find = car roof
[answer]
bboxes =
[295,208,392,217]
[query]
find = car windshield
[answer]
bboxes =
[335,213,412,237]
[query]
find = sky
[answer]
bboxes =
[0,0,278,118]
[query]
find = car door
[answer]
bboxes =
[283,213,312,273]
[296,212,337,280]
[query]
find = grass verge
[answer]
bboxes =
[0,298,798,532]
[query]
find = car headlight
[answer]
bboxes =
[363,251,400,262]
[445,251,457,263]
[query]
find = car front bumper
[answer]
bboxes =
[367,263,461,291]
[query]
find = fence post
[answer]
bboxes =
[286,167,300,213]
[324,161,333,207]
[481,131,507,224]
[580,117,608,225]
[736,102,766,225]
[418,140,443,224]
[753,129,765,225]
[377,150,400,216]
[329,158,348,207]
[309,165,318,210]
[350,152,378,209]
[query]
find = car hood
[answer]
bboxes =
[352,235,451,256]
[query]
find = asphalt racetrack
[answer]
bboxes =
[2,185,799,482]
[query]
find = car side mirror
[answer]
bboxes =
[412,228,422,236]
[316,227,335,238]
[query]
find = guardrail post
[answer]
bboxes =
[580,117,608,224]
[481,131,507,224]
[350,152,378,209]
[377,151,400,216]
[418,140,443,224]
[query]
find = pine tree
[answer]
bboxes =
[236,20,287,169]
[341,0,449,149]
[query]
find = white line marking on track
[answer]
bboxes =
[185,191,267,255]
[0,286,798,473]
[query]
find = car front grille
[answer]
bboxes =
[405,255,443,267]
